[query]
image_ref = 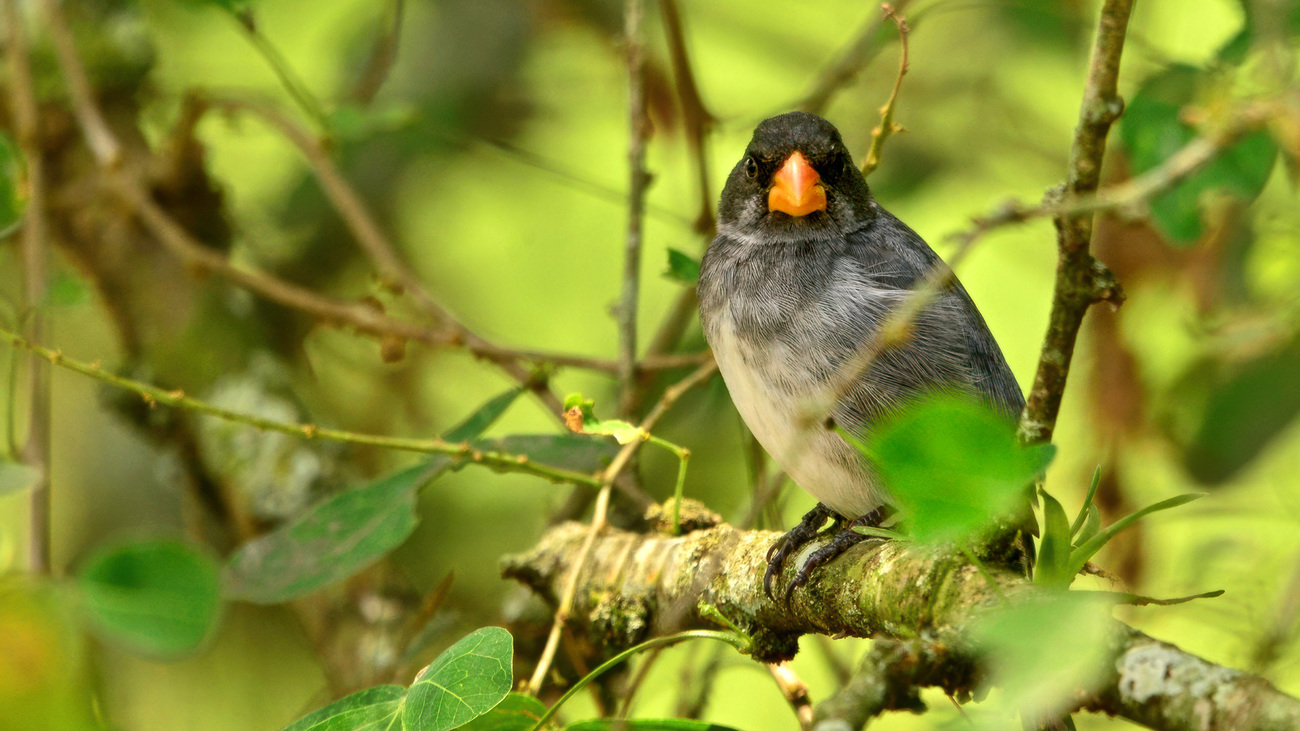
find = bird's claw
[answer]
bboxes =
[767,504,896,603]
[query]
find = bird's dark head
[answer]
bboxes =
[717,112,874,244]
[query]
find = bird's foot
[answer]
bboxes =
[764,503,839,601]
[781,505,896,603]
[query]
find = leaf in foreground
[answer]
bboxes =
[278,685,405,731]
[403,626,513,731]
[223,460,434,603]
[972,593,1111,720]
[862,393,1054,545]
[223,388,524,604]
[77,538,221,657]
[457,693,546,731]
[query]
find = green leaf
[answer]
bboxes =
[0,131,27,237]
[277,685,405,731]
[43,272,90,309]
[403,627,513,731]
[223,460,434,604]
[0,460,39,496]
[850,525,908,541]
[973,594,1111,719]
[471,435,618,475]
[77,538,222,657]
[445,387,526,443]
[565,721,743,731]
[1073,504,1101,549]
[1068,467,1102,538]
[1182,333,1300,484]
[861,393,1054,545]
[223,387,523,604]
[1119,65,1278,246]
[1066,493,1205,579]
[1033,489,1073,589]
[563,393,644,445]
[664,248,701,284]
[457,693,546,731]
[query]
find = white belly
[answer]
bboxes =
[709,314,887,518]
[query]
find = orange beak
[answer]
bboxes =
[767,151,827,216]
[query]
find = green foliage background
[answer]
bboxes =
[1,0,1299,729]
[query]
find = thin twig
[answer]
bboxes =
[768,662,815,731]
[227,9,329,130]
[0,327,604,488]
[1017,0,1135,445]
[659,0,716,235]
[5,0,51,574]
[618,0,651,417]
[860,5,910,177]
[524,358,718,694]
[38,0,121,166]
[349,0,405,105]
[799,0,913,115]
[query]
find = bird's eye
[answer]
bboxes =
[743,156,758,180]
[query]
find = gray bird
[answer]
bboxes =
[698,111,1026,600]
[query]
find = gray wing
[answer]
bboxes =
[831,206,1025,438]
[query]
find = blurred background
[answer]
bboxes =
[1,0,1298,729]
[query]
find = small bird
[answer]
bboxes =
[698,111,1026,600]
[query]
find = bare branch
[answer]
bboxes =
[5,0,51,573]
[618,0,651,417]
[1018,0,1134,445]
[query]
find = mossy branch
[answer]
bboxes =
[503,522,1300,731]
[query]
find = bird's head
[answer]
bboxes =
[717,111,874,244]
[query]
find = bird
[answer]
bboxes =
[697,111,1027,601]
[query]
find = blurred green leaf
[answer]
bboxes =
[0,131,27,238]
[563,393,644,445]
[42,272,90,309]
[277,685,405,731]
[223,387,523,604]
[403,627,513,731]
[457,693,546,731]
[664,248,701,285]
[1068,468,1102,538]
[861,393,1054,545]
[1217,0,1300,63]
[1066,493,1205,579]
[77,538,221,657]
[1034,489,1073,589]
[1183,334,1300,484]
[329,103,419,142]
[565,721,743,731]
[1120,65,1278,246]
[471,434,618,474]
[445,387,526,443]
[0,460,39,496]
[223,459,432,603]
[972,593,1111,719]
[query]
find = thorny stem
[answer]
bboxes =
[860,4,910,177]
[1018,0,1134,446]
[5,0,51,574]
[0,327,603,488]
[618,0,650,418]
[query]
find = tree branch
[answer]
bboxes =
[5,0,51,573]
[1018,0,1134,445]
[504,522,1300,731]
[618,0,651,417]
